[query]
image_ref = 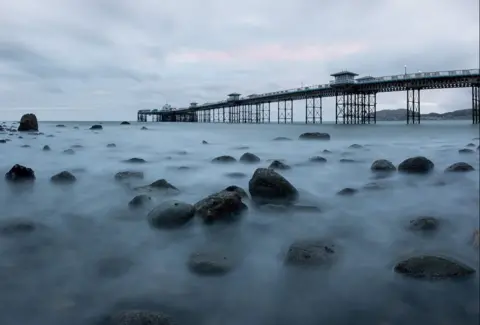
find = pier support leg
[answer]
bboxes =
[264,102,271,123]
[472,84,480,124]
[305,97,322,124]
[406,88,421,124]
[367,92,377,124]
[335,92,345,124]
[278,100,293,123]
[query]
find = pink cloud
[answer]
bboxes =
[167,42,368,64]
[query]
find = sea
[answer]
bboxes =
[0,120,479,325]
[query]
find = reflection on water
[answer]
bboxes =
[0,121,479,325]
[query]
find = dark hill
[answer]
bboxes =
[376,108,472,121]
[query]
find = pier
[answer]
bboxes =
[137,68,480,124]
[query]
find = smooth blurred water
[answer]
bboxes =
[0,120,479,325]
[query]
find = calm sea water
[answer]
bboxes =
[0,120,479,325]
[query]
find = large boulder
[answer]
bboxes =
[5,164,35,182]
[194,189,247,224]
[50,171,76,184]
[398,156,434,174]
[445,162,475,172]
[147,200,195,229]
[90,124,103,130]
[239,152,260,163]
[299,132,330,140]
[394,256,475,279]
[248,168,298,205]
[18,113,38,132]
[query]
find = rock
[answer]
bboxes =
[21,144,30,148]
[194,189,247,223]
[233,145,249,150]
[0,219,37,236]
[408,216,439,232]
[339,158,357,163]
[445,162,475,172]
[224,172,247,179]
[100,310,175,325]
[459,148,474,154]
[71,144,83,149]
[141,126,148,130]
[0,139,6,143]
[120,121,130,125]
[18,113,38,131]
[90,124,102,130]
[51,171,77,184]
[211,155,236,163]
[202,140,208,144]
[362,182,386,191]
[248,168,298,205]
[272,136,291,141]
[308,156,327,163]
[349,144,363,149]
[128,194,151,208]
[115,171,144,181]
[73,126,79,129]
[136,179,179,194]
[106,143,116,148]
[124,158,146,163]
[5,164,35,182]
[394,255,475,279]
[223,185,248,198]
[147,200,195,229]
[398,156,434,174]
[299,132,330,140]
[47,134,54,137]
[268,160,291,170]
[371,159,396,172]
[285,239,336,267]
[239,152,260,163]
[56,124,66,128]
[337,187,357,196]
[466,143,476,147]
[43,145,51,151]
[322,149,332,154]
[188,250,232,276]
[63,149,75,155]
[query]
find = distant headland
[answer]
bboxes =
[376,108,472,121]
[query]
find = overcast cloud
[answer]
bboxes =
[0,0,478,121]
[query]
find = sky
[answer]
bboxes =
[0,0,478,121]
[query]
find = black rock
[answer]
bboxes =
[394,255,475,279]
[239,152,261,163]
[445,162,475,172]
[51,171,77,184]
[90,124,103,130]
[398,156,434,174]
[299,132,330,140]
[5,164,35,182]
[212,155,236,163]
[147,200,195,229]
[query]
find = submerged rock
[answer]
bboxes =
[141,126,148,130]
[268,160,291,170]
[50,171,77,184]
[124,158,146,163]
[5,164,35,182]
[408,216,439,232]
[371,159,396,172]
[120,121,130,125]
[459,148,474,154]
[90,124,102,130]
[349,143,363,149]
[202,140,208,144]
[248,168,298,205]
[445,162,475,172]
[398,156,434,174]
[394,255,475,279]
[106,143,116,148]
[115,171,144,181]
[128,194,151,208]
[188,250,233,276]
[224,172,247,179]
[308,156,327,163]
[147,200,195,229]
[299,132,330,140]
[337,187,358,196]
[18,113,38,132]
[0,219,38,236]
[99,310,175,325]
[322,149,332,154]
[63,149,75,155]
[56,124,66,128]
[223,185,249,198]
[194,189,247,224]
[239,152,261,163]
[212,155,236,163]
[272,136,292,141]
[43,145,51,151]
[473,229,479,249]
[136,179,179,194]
[466,143,476,147]
[285,239,337,267]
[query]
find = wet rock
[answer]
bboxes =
[268,160,291,170]
[408,216,439,232]
[56,124,66,128]
[120,121,130,125]
[73,126,79,129]
[147,200,195,229]
[128,194,151,208]
[194,189,247,224]
[285,239,336,267]
[223,185,248,198]
[141,126,148,130]
[90,124,102,130]
[371,159,396,172]
[308,156,327,163]
[71,144,83,149]
[233,145,249,150]
[211,155,236,163]
[20,144,30,148]
[299,132,330,140]
[96,256,133,279]
[272,136,291,141]
[124,158,146,163]
[5,164,35,182]
[99,310,175,325]
[466,143,476,147]
[202,140,208,144]
[349,144,363,149]
[106,143,116,148]
[339,158,357,163]
[445,162,475,172]
[459,148,474,154]
[115,171,144,181]
[398,156,434,174]
[362,182,386,191]
[248,168,298,205]
[51,171,76,184]
[394,255,475,279]
[0,139,6,143]
[136,179,179,194]
[337,187,358,196]
[322,149,332,154]
[18,113,38,131]
[239,152,260,163]
[188,250,233,276]
[63,149,75,155]
[43,145,51,151]
[0,219,37,236]
[47,134,54,137]
[224,172,247,179]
